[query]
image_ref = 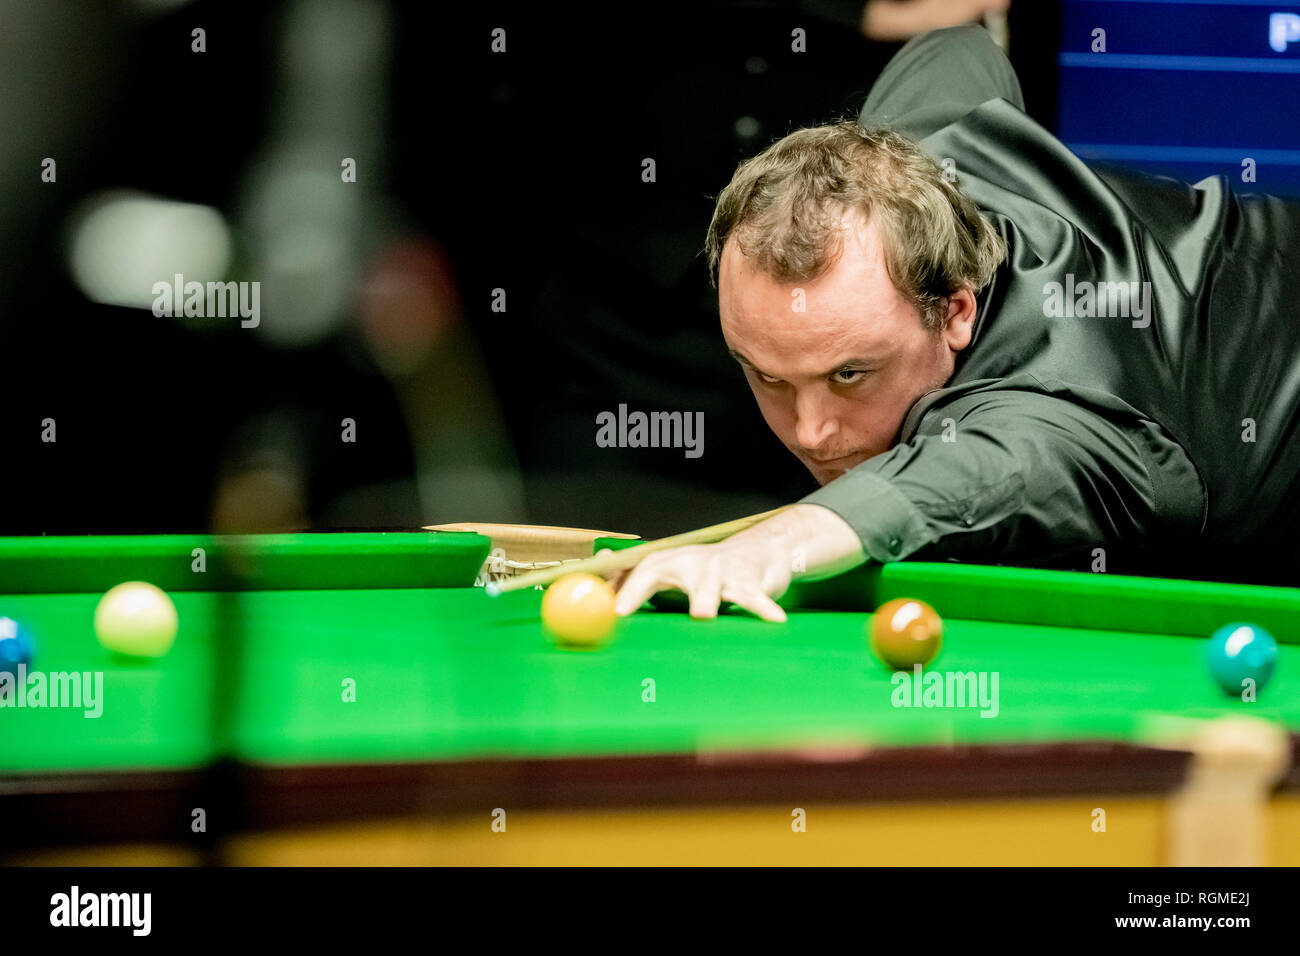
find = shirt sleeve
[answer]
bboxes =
[800,388,1206,564]
[859,24,1025,137]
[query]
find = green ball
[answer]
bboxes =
[1206,623,1277,696]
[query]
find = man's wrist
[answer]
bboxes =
[732,503,867,579]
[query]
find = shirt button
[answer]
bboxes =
[887,536,902,555]
[962,514,975,527]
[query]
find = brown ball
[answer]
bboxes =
[869,597,943,669]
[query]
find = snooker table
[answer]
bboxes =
[2,531,1299,866]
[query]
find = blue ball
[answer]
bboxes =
[0,617,34,677]
[1207,623,1277,697]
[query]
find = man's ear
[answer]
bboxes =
[942,287,978,351]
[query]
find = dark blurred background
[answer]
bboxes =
[2,0,1296,539]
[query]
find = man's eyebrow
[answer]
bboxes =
[727,348,879,379]
[728,348,758,369]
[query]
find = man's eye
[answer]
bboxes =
[831,369,869,385]
[755,371,782,385]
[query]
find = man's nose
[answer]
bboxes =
[793,390,838,451]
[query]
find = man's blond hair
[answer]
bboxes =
[705,121,1006,330]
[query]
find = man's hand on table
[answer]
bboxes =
[612,504,866,622]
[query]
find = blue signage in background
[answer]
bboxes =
[1057,1,1300,195]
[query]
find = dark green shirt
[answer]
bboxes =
[804,26,1300,583]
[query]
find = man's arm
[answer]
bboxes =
[860,24,1024,137]
[614,389,1204,621]
[807,387,1204,563]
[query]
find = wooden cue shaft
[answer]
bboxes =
[487,505,792,594]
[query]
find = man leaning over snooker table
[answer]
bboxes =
[612,24,1300,619]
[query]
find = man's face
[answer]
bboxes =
[719,210,975,486]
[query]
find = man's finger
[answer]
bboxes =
[688,562,723,619]
[614,559,683,616]
[760,561,792,597]
[721,586,788,623]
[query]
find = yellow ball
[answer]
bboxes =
[94,581,178,658]
[542,572,617,648]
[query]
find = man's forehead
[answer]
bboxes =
[721,215,886,289]
[722,247,896,332]
[724,294,894,373]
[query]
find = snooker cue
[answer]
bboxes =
[485,505,793,596]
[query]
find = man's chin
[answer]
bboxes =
[803,453,871,485]
[807,464,848,486]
